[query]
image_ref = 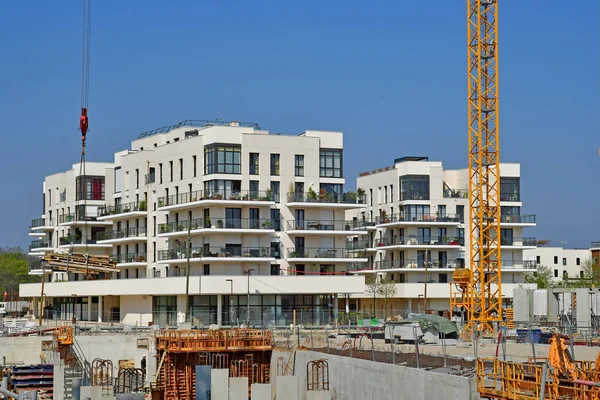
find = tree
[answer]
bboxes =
[379,274,397,319]
[523,265,553,289]
[364,274,379,318]
[0,247,39,298]
[559,258,600,288]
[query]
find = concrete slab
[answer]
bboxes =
[228,377,248,400]
[307,392,331,400]
[250,383,271,400]
[275,376,299,400]
[211,369,229,400]
[196,365,212,400]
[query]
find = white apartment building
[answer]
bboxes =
[347,156,538,314]
[24,120,367,326]
[523,247,591,282]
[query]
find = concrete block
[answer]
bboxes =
[53,362,65,400]
[211,369,229,400]
[196,365,212,400]
[275,376,298,400]
[228,377,248,400]
[251,383,271,400]
[80,386,102,400]
[307,392,331,400]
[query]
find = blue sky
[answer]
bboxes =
[1,1,598,250]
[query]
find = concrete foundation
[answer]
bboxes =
[211,369,229,400]
[250,383,271,400]
[229,377,249,400]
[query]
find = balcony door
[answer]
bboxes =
[249,208,260,229]
[226,208,242,229]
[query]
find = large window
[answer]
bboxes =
[400,175,430,200]
[295,155,304,177]
[270,154,280,176]
[204,144,241,174]
[270,181,280,203]
[320,183,343,195]
[76,176,105,200]
[114,167,121,193]
[500,177,520,201]
[249,153,259,175]
[319,149,342,178]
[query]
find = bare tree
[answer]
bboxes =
[379,274,398,319]
[364,274,379,318]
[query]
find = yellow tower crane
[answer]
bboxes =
[451,0,502,338]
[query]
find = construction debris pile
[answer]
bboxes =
[41,253,117,275]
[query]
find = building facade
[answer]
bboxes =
[524,246,591,283]
[24,120,366,326]
[347,156,538,314]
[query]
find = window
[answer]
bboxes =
[437,205,447,218]
[169,161,173,182]
[179,158,183,180]
[390,185,394,202]
[501,206,520,216]
[439,273,448,283]
[203,264,210,276]
[295,155,304,177]
[114,167,121,193]
[399,274,405,283]
[500,177,520,201]
[159,163,163,184]
[561,257,566,266]
[554,256,558,264]
[319,149,342,177]
[400,175,430,200]
[76,176,105,200]
[135,169,139,189]
[500,229,513,246]
[193,155,197,177]
[153,216,156,237]
[320,183,343,196]
[369,189,373,206]
[204,144,241,174]
[270,181,280,203]
[563,271,568,279]
[270,154,280,176]
[581,271,585,279]
[554,269,558,277]
[249,181,259,199]
[249,153,259,175]
[456,205,465,221]
[536,256,540,264]
[576,257,581,266]
[384,186,388,203]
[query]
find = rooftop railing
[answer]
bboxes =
[137,119,260,139]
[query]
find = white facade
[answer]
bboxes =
[24,120,366,326]
[346,156,537,312]
[523,247,591,282]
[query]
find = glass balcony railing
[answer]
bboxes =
[58,212,100,223]
[443,189,468,198]
[501,237,537,246]
[375,213,463,224]
[500,214,536,224]
[287,220,368,231]
[286,192,366,205]
[59,236,100,246]
[374,236,464,247]
[158,189,274,208]
[400,191,430,201]
[374,259,462,269]
[158,246,276,260]
[98,201,147,217]
[592,241,600,248]
[501,260,537,269]
[29,240,50,251]
[345,240,370,251]
[159,218,275,234]
[112,253,147,264]
[97,227,147,241]
[30,218,52,228]
[287,248,364,259]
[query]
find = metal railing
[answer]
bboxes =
[158,189,273,207]
[159,218,275,233]
[30,218,52,228]
[158,246,276,260]
[112,253,147,264]
[500,214,536,224]
[400,192,429,201]
[137,119,260,139]
[501,237,537,246]
[345,239,370,251]
[29,240,50,251]
[287,220,367,231]
[286,192,366,205]
[58,212,100,223]
[59,236,99,245]
[375,213,463,224]
[373,236,464,247]
[98,201,147,216]
[287,248,363,259]
[374,259,462,269]
[501,260,537,269]
[500,193,520,202]
[443,189,468,198]
[592,241,600,248]
[97,227,147,240]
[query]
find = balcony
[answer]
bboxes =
[286,220,368,235]
[443,189,468,199]
[28,259,51,275]
[112,253,147,265]
[400,192,429,201]
[286,192,366,208]
[158,189,275,211]
[286,247,368,262]
[58,236,112,248]
[58,212,111,226]
[373,236,464,249]
[30,218,54,230]
[97,227,147,243]
[345,239,370,251]
[157,246,276,263]
[29,240,51,252]
[158,218,275,237]
[98,201,148,219]
[500,214,536,225]
[374,259,462,270]
[501,260,537,269]
[500,237,537,248]
[375,213,463,226]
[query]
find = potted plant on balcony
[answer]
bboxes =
[205,217,212,228]
[262,220,272,229]
[192,249,203,258]
[319,188,327,201]
[158,199,164,207]
[345,191,357,203]
[307,187,317,201]
[345,222,351,230]
[217,220,223,228]
[242,193,249,200]
[357,187,365,200]
[177,223,184,231]
[139,200,147,211]
[262,189,272,201]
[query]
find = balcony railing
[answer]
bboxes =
[287,220,367,231]
[98,201,147,217]
[29,240,50,251]
[375,213,463,224]
[501,260,537,269]
[592,241,600,248]
[374,259,461,269]
[97,227,147,241]
[287,247,364,259]
[30,218,52,228]
[443,189,468,198]
[374,236,464,247]
[400,192,429,201]
[286,192,366,205]
[345,240,370,251]
[501,237,537,246]
[501,214,536,224]
[112,253,147,264]
[159,218,275,233]
[59,236,100,246]
[158,246,276,260]
[500,193,520,202]
[58,212,99,223]
[158,189,274,208]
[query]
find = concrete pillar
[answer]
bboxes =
[315,296,321,325]
[98,296,103,323]
[547,289,559,324]
[87,296,92,321]
[217,294,223,326]
[176,294,187,324]
[408,298,413,314]
[345,295,349,313]
[251,383,271,400]
[229,377,249,400]
[32,298,39,319]
[333,294,339,323]
[211,369,229,399]
[276,376,299,400]
[576,288,591,331]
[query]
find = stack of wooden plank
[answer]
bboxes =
[41,252,118,274]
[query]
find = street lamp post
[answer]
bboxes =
[244,269,255,326]
[226,279,233,326]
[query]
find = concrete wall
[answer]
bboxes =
[120,295,153,326]
[272,350,479,400]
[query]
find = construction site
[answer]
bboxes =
[1,0,597,399]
